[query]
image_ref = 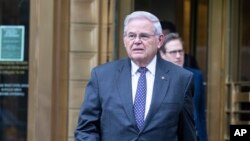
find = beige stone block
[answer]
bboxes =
[70,24,98,52]
[69,52,98,80]
[70,0,99,23]
[68,109,80,137]
[69,80,87,108]
[68,138,74,141]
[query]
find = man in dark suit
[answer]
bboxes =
[75,11,197,141]
[159,33,208,141]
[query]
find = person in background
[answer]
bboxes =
[160,20,200,69]
[74,11,197,141]
[159,33,208,141]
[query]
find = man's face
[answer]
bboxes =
[160,39,184,67]
[123,18,163,66]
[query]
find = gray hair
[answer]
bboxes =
[123,11,162,36]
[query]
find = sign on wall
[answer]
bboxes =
[0,26,25,61]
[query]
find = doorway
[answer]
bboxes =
[225,0,250,140]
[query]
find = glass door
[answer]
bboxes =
[0,0,30,141]
[226,0,250,140]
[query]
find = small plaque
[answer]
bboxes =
[0,25,25,61]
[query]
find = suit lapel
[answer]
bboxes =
[144,57,170,129]
[116,59,137,126]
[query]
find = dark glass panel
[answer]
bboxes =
[0,0,30,141]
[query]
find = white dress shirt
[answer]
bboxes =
[131,56,156,119]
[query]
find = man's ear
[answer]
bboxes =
[158,34,165,48]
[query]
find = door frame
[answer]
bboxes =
[28,0,69,141]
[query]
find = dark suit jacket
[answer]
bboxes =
[75,55,197,141]
[185,67,208,141]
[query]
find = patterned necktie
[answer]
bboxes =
[134,67,147,130]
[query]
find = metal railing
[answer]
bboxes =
[225,81,250,140]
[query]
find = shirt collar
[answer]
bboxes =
[131,56,156,76]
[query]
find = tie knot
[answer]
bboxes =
[138,67,148,74]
